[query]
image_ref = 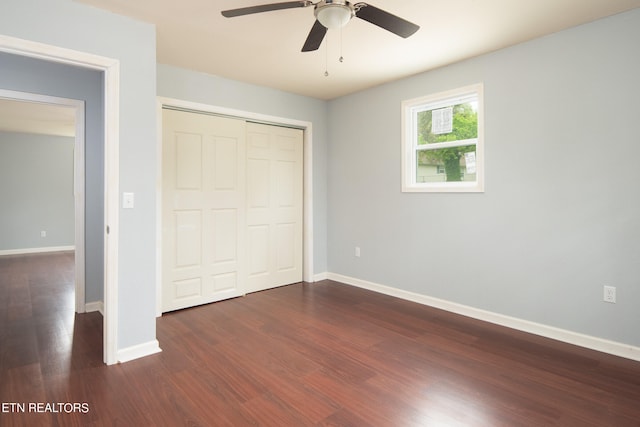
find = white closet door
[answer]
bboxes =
[246,122,303,293]
[162,109,246,312]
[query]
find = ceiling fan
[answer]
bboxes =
[221,0,420,52]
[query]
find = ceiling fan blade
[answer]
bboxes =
[222,1,312,18]
[354,3,419,38]
[302,20,327,52]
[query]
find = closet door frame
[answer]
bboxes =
[155,97,315,317]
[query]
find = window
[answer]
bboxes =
[402,83,484,192]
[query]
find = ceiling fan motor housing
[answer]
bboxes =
[314,0,355,29]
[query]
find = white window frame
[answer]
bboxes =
[401,83,484,193]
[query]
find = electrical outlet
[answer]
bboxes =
[355,246,361,257]
[603,285,616,303]
[40,230,46,238]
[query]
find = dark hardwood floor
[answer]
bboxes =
[1,253,640,426]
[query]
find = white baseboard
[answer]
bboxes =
[85,301,104,315]
[0,246,75,256]
[327,272,640,362]
[117,340,162,363]
[313,272,328,282]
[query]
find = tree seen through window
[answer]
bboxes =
[416,102,478,182]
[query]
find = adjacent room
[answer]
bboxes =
[1,0,639,425]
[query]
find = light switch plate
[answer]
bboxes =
[122,192,135,209]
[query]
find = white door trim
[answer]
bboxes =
[156,97,314,316]
[0,89,86,313]
[0,34,120,365]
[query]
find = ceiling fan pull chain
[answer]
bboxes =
[324,38,330,76]
[339,25,344,63]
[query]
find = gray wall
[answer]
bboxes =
[157,64,329,274]
[0,0,158,350]
[0,52,104,303]
[0,131,74,251]
[327,9,640,347]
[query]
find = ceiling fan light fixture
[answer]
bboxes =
[315,1,353,29]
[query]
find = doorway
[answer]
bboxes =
[0,34,120,364]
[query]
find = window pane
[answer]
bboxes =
[416,101,478,146]
[416,145,477,183]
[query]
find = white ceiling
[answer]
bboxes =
[72,0,640,100]
[0,99,76,137]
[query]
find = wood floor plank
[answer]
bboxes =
[317,407,377,427]
[215,337,339,424]
[169,367,256,426]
